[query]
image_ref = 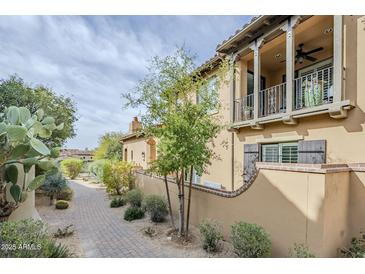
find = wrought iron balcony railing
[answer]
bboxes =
[232,66,334,123]
[233,93,254,122]
[294,66,334,110]
[259,82,287,118]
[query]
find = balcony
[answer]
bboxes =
[231,15,352,128]
[234,66,335,123]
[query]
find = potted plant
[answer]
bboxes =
[0,106,63,221]
[303,78,323,108]
[243,106,253,120]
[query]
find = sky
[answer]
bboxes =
[0,16,252,149]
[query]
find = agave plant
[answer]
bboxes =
[0,106,63,221]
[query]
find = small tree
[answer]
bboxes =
[94,132,124,161]
[124,48,228,237]
[102,160,135,195]
[60,158,83,179]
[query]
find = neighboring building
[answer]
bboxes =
[126,16,365,257]
[59,149,94,162]
[120,117,157,170]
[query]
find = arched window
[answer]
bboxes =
[124,148,128,161]
[131,150,134,161]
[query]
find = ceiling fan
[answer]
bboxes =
[280,43,324,64]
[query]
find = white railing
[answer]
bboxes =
[259,83,287,118]
[294,66,334,110]
[234,93,254,122]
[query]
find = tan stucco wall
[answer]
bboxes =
[137,169,355,257]
[123,137,149,169]
[7,165,39,221]
[322,172,350,256]
[348,171,365,237]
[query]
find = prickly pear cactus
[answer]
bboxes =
[0,106,63,218]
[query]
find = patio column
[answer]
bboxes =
[333,15,343,103]
[229,54,236,123]
[283,16,301,117]
[251,38,263,121]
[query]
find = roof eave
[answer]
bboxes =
[216,15,271,53]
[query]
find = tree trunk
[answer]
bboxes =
[180,169,185,237]
[164,175,175,229]
[185,165,193,239]
[49,195,54,205]
[177,169,185,237]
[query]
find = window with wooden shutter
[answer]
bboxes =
[261,142,298,163]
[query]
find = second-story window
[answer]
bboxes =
[131,150,134,161]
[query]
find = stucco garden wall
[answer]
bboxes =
[6,165,39,221]
[136,168,356,257]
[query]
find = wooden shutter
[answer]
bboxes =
[244,144,260,183]
[298,140,326,164]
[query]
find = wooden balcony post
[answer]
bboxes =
[333,15,343,103]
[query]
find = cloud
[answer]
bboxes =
[0,15,252,149]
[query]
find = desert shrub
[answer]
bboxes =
[125,189,143,207]
[110,196,126,208]
[56,186,73,201]
[55,200,69,210]
[88,159,108,183]
[124,207,145,221]
[230,222,271,258]
[0,219,73,258]
[41,172,68,204]
[102,160,135,194]
[289,243,315,258]
[198,219,224,252]
[341,232,365,258]
[142,195,168,222]
[44,241,74,258]
[60,158,83,179]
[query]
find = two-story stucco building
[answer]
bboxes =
[124,15,365,257]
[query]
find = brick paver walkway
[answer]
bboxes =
[66,180,171,257]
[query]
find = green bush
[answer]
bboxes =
[102,160,135,194]
[55,200,69,210]
[110,196,126,208]
[198,219,224,252]
[41,172,68,203]
[341,232,365,258]
[88,159,108,183]
[0,219,73,258]
[56,186,73,201]
[125,189,143,207]
[60,158,83,179]
[289,243,315,258]
[124,207,145,221]
[231,222,271,258]
[142,195,168,222]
